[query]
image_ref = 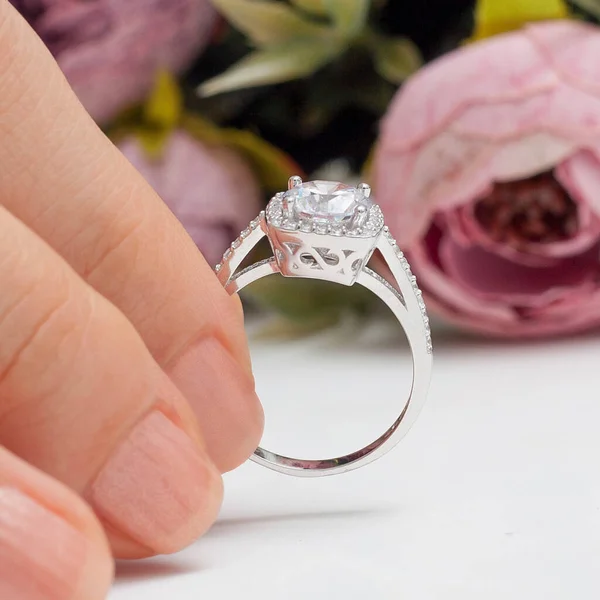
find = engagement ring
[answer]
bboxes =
[216,177,432,477]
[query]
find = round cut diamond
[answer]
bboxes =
[286,180,371,224]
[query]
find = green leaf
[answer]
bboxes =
[198,38,343,97]
[143,71,183,130]
[210,0,328,46]
[290,0,328,16]
[124,71,184,157]
[471,0,569,40]
[372,36,422,84]
[324,0,370,36]
[136,128,171,157]
[570,0,600,19]
[179,114,300,192]
[174,114,223,144]
[223,129,300,192]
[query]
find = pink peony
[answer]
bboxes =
[11,0,217,124]
[375,21,600,338]
[119,130,262,267]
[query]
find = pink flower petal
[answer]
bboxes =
[448,200,600,264]
[377,131,576,246]
[555,147,600,220]
[375,20,600,339]
[409,230,516,323]
[380,30,559,152]
[41,0,218,124]
[450,86,600,142]
[120,131,261,267]
[527,21,600,97]
[438,235,600,303]
[377,131,496,245]
[373,146,432,244]
[541,85,600,139]
[482,132,574,181]
[420,287,600,337]
[450,93,551,141]
[409,230,600,337]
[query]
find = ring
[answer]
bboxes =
[215,177,433,477]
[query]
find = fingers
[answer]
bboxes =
[0,1,262,472]
[0,447,112,600]
[0,206,223,557]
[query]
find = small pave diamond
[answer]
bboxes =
[383,230,432,353]
[215,215,267,276]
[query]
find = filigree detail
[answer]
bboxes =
[282,243,363,276]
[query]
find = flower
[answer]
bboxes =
[374,20,600,338]
[119,130,261,267]
[11,0,217,124]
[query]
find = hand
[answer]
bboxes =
[0,3,263,598]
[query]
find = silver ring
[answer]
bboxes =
[215,177,432,477]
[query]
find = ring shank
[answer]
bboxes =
[226,257,432,477]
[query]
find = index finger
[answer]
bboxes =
[0,1,262,472]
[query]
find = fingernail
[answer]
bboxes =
[88,410,222,554]
[168,337,264,473]
[0,487,87,600]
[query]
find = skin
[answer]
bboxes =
[0,2,264,598]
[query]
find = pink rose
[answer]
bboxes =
[374,21,600,338]
[11,0,217,124]
[119,130,261,267]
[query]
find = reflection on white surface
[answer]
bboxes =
[110,322,600,600]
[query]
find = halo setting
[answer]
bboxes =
[266,178,384,237]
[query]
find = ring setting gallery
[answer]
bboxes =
[215,177,432,477]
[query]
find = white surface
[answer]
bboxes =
[110,322,600,600]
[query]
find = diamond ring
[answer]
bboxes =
[216,177,432,477]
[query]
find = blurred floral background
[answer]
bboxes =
[12,0,600,338]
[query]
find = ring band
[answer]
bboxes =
[216,178,432,477]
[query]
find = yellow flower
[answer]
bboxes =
[471,0,569,41]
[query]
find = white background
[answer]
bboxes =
[110,319,600,600]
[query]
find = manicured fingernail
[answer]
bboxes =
[168,337,264,473]
[88,410,222,554]
[0,487,87,600]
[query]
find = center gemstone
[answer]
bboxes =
[285,180,371,224]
